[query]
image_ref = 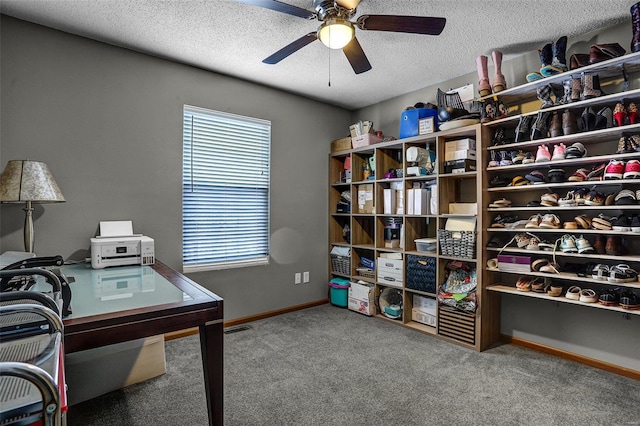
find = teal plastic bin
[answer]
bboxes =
[328,278,350,307]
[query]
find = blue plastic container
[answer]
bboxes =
[399,108,439,138]
[329,279,350,307]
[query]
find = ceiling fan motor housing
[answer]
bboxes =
[313,0,350,21]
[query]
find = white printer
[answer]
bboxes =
[90,221,155,269]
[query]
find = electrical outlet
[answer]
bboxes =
[294,273,301,284]
[303,271,310,283]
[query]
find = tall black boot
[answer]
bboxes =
[542,36,567,77]
[632,2,640,53]
[537,43,553,76]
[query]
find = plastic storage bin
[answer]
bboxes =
[414,238,437,253]
[328,278,350,307]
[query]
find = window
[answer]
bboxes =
[182,105,271,272]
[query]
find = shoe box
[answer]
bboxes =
[444,159,477,174]
[497,254,532,273]
[348,281,375,316]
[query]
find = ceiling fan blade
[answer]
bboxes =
[343,36,372,74]
[356,15,446,35]
[235,0,315,19]
[263,33,318,64]
[335,0,361,9]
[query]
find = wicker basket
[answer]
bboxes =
[356,266,375,279]
[438,229,476,259]
[331,254,351,275]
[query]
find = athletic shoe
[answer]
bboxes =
[584,188,605,206]
[631,215,640,233]
[574,187,590,205]
[539,214,561,229]
[522,152,535,164]
[604,159,625,180]
[623,159,640,179]
[568,168,589,182]
[560,234,577,252]
[565,142,587,159]
[525,214,543,229]
[614,189,637,205]
[611,215,631,232]
[551,143,566,160]
[575,235,594,254]
[535,144,551,162]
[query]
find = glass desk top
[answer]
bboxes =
[34,263,192,319]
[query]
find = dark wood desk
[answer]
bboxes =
[58,261,223,425]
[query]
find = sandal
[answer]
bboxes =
[565,285,581,300]
[608,264,638,283]
[599,288,620,306]
[619,291,640,310]
[591,264,610,280]
[516,276,532,292]
[547,284,564,297]
[508,175,530,186]
[579,289,598,303]
[530,277,546,293]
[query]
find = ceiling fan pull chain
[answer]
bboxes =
[328,46,331,87]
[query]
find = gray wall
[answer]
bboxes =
[0,16,351,320]
[352,22,640,371]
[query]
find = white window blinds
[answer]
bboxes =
[182,105,271,272]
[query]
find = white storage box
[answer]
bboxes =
[65,335,166,405]
[348,281,376,316]
[383,189,396,214]
[412,308,437,327]
[414,238,437,253]
[377,257,403,287]
[413,294,437,315]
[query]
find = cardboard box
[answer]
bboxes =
[444,149,477,161]
[348,281,376,316]
[351,133,382,148]
[444,159,476,174]
[357,184,374,213]
[413,295,437,315]
[444,138,476,152]
[448,203,478,215]
[412,308,437,327]
[65,335,166,405]
[331,137,352,153]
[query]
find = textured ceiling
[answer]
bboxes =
[0,0,636,110]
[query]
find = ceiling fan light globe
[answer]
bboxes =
[318,20,354,49]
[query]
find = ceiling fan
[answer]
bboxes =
[235,0,446,74]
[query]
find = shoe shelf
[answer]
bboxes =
[487,178,640,192]
[488,228,640,236]
[488,205,640,211]
[479,50,640,106]
[486,246,640,263]
[486,268,640,290]
[487,151,640,172]
[487,124,640,151]
[481,46,640,326]
[487,88,640,128]
[487,284,640,316]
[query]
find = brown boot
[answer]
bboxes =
[593,235,606,254]
[549,112,563,138]
[562,110,578,135]
[605,235,627,256]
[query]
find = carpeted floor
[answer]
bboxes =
[68,304,640,425]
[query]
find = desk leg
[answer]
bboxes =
[200,320,224,425]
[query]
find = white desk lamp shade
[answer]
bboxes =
[0,160,65,252]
